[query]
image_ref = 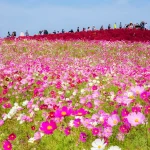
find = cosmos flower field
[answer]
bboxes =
[0,39,150,150]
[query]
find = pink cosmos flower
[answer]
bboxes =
[130,86,145,95]
[64,127,71,136]
[119,124,130,134]
[73,108,88,116]
[73,119,81,128]
[40,120,57,134]
[116,96,132,106]
[121,108,129,117]
[8,133,16,141]
[144,105,150,114]
[79,132,87,142]
[131,106,141,113]
[103,127,113,138]
[34,131,44,140]
[127,112,145,126]
[85,102,93,108]
[140,91,150,102]
[107,114,120,127]
[116,133,125,141]
[0,120,4,126]
[55,106,72,118]
[3,140,12,150]
[92,127,99,136]
[2,103,12,109]
[92,85,98,90]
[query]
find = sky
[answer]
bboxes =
[0,0,150,37]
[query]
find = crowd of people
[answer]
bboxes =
[6,21,149,38]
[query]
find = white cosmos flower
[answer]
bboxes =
[28,137,35,143]
[81,89,85,94]
[93,80,97,83]
[19,120,25,124]
[91,139,107,150]
[3,115,8,121]
[72,91,77,96]
[95,77,99,80]
[22,100,29,106]
[69,120,74,127]
[34,107,39,111]
[108,146,121,150]
[89,82,93,86]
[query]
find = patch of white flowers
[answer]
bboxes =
[3,103,22,120]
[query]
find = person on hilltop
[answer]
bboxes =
[25,30,29,36]
[44,30,48,35]
[53,30,56,34]
[77,27,79,32]
[119,22,122,29]
[128,22,134,29]
[7,32,11,37]
[69,29,74,33]
[100,25,104,30]
[114,23,117,29]
[92,26,96,31]
[145,23,149,30]
[83,28,86,31]
[140,21,146,30]
[12,31,16,37]
[62,29,65,33]
[87,27,91,31]
[20,32,25,36]
[39,31,42,35]
[108,24,111,29]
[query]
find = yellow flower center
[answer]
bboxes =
[113,120,117,125]
[61,111,67,116]
[135,119,139,122]
[47,125,52,130]
[7,145,10,148]
[98,145,101,148]
[129,95,134,99]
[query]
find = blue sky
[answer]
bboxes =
[0,0,149,37]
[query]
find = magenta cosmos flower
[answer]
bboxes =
[8,133,16,141]
[55,106,72,118]
[73,108,88,116]
[40,120,57,134]
[64,127,71,136]
[73,118,81,128]
[140,91,150,102]
[92,127,99,136]
[121,108,129,117]
[144,105,150,114]
[119,124,130,134]
[79,132,87,142]
[107,114,120,127]
[127,112,145,126]
[3,140,12,150]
